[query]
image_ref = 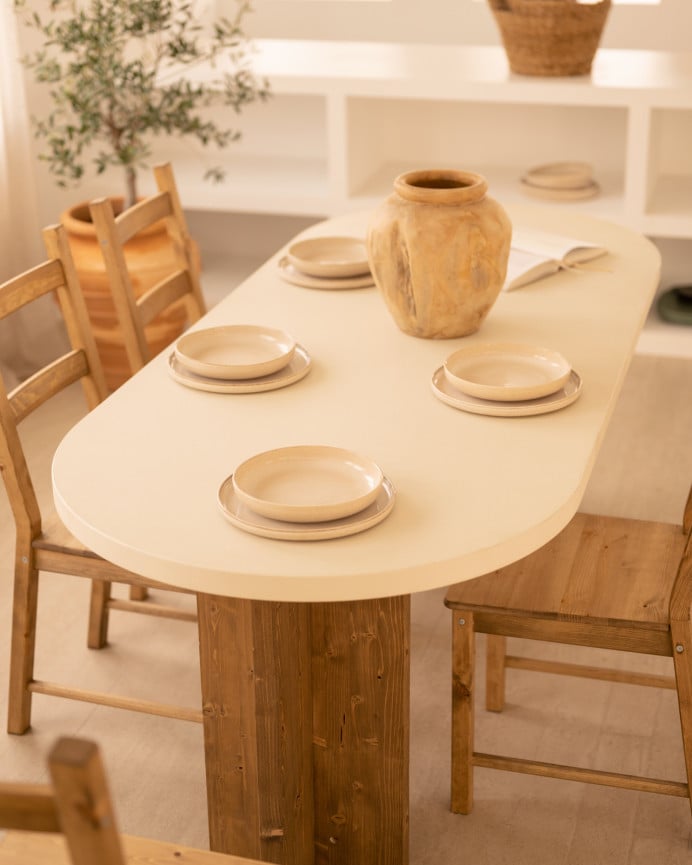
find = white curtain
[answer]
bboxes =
[0,0,66,387]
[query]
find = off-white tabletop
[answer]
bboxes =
[52,204,660,602]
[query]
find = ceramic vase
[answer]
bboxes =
[366,169,512,339]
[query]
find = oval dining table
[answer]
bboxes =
[53,203,660,865]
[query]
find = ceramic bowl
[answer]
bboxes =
[174,325,296,380]
[443,342,572,402]
[232,445,384,523]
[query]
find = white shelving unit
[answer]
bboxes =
[154,40,692,357]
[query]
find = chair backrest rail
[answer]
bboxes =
[10,350,89,424]
[137,270,192,327]
[0,260,65,315]
[113,192,172,245]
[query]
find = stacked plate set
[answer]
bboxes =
[520,161,599,202]
[278,235,374,289]
[431,342,582,417]
[218,445,395,540]
[168,324,311,393]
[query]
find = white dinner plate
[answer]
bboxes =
[443,342,572,402]
[175,325,296,380]
[167,344,311,393]
[218,475,396,541]
[287,236,370,278]
[232,445,384,523]
[278,257,375,290]
[431,367,583,417]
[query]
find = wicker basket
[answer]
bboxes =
[489,0,611,77]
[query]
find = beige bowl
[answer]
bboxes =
[287,236,370,278]
[232,445,384,523]
[443,342,571,402]
[523,161,593,190]
[174,325,296,380]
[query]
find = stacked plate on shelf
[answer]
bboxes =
[278,235,374,289]
[218,445,395,540]
[520,161,599,202]
[431,342,582,417]
[168,324,311,393]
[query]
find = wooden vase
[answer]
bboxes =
[367,169,512,339]
[61,200,189,391]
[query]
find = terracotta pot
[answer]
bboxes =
[367,169,512,339]
[61,199,189,391]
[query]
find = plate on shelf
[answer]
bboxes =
[218,474,396,541]
[278,257,375,290]
[287,236,370,278]
[175,325,296,380]
[167,344,311,393]
[523,161,593,190]
[443,342,571,402]
[232,445,384,523]
[431,367,582,417]
[519,179,600,201]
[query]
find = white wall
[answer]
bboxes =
[15,0,692,241]
[245,0,692,52]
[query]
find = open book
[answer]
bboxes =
[503,228,608,292]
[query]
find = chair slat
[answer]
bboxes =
[9,350,89,424]
[0,260,64,316]
[137,270,191,327]
[113,192,171,245]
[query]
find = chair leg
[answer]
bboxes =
[451,610,475,814]
[87,580,112,649]
[129,585,149,601]
[486,635,507,712]
[670,619,692,817]
[8,559,39,734]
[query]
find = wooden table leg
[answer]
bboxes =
[197,595,315,863]
[197,593,410,865]
[311,595,410,865]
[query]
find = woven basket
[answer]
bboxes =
[489,0,611,77]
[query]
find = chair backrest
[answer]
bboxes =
[88,162,206,374]
[0,737,125,865]
[0,224,108,540]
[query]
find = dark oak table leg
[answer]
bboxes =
[197,593,411,865]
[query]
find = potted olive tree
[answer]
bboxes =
[15,0,270,387]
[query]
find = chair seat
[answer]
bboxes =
[34,509,100,558]
[445,511,687,633]
[33,508,194,598]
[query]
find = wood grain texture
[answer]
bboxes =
[311,596,410,865]
[197,596,313,863]
[445,475,692,812]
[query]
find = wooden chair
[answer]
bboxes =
[1,223,201,736]
[0,736,261,864]
[88,161,206,377]
[89,162,205,605]
[444,483,692,815]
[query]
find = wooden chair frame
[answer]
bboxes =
[1,224,201,735]
[445,485,692,815]
[88,161,206,376]
[0,736,262,864]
